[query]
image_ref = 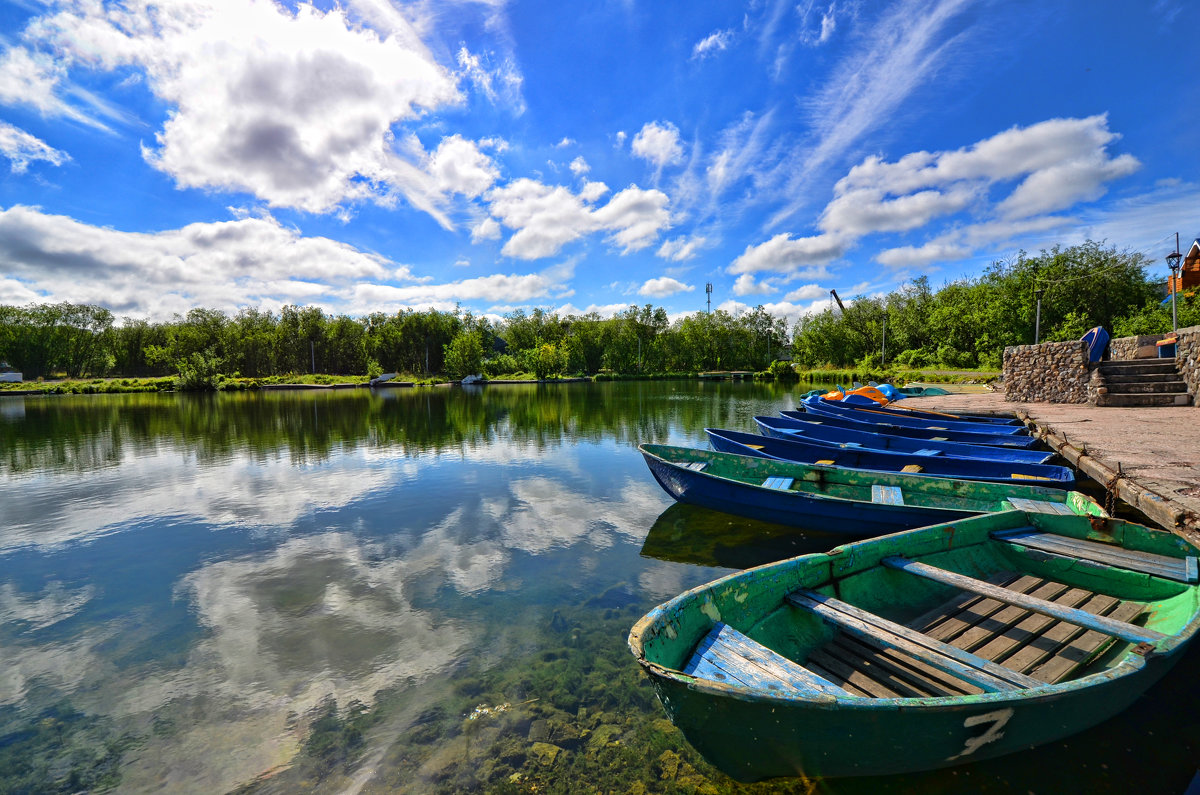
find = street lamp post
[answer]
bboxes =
[1034,287,1045,344]
[1168,249,1182,334]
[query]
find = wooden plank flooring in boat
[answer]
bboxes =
[799,573,1146,697]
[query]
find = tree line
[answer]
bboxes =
[792,240,1192,370]
[1,240,1192,382]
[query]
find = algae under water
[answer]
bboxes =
[0,382,1197,793]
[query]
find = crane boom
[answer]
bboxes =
[829,289,848,314]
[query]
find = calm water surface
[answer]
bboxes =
[1,383,1197,794]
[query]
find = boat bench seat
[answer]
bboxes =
[787,591,1040,693]
[1003,499,1075,515]
[683,622,848,697]
[680,461,708,471]
[762,476,795,490]
[911,448,942,457]
[792,572,1151,697]
[993,527,1198,583]
[881,557,1164,645]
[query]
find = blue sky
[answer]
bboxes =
[0,0,1196,324]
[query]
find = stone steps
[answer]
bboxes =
[1097,360,1179,377]
[1103,380,1190,394]
[1095,392,1192,407]
[1102,372,1186,385]
[1094,356,1191,407]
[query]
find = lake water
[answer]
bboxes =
[1,383,1197,794]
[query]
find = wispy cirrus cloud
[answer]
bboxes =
[772,0,975,226]
[692,29,735,60]
[0,122,69,173]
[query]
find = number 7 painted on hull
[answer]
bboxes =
[946,708,1014,761]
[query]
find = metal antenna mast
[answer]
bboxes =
[706,283,713,314]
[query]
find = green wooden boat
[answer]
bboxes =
[628,510,1200,780]
[641,444,1104,536]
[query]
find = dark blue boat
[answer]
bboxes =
[706,428,1074,488]
[831,399,1024,426]
[640,444,1098,535]
[781,409,1037,448]
[800,398,1030,438]
[755,415,1055,464]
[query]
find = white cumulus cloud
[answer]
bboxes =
[638,277,694,298]
[631,121,683,171]
[484,179,670,260]
[19,0,473,220]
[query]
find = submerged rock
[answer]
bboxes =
[527,718,549,742]
[587,724,622,748]
[530,741,562,766]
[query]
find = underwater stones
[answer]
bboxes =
[650,718,677,735]
[657,749,681,779]
[529,741,562,765]
[587,724,622,748]
[527,718,549,742]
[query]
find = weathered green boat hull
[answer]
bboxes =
[629,510,1200,780]
[648,661,1174,780]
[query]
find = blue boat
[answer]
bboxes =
[706,428,1074,488]
[755,415,1055,464]
[800,397,1030,438]
[781,409,1037,448]
[640,444,1102,535]
[826,396,1023,426]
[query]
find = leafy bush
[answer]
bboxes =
[768,360,798,380]
[174,351,224,391]
[482,353,521,377]
[936,345,975,369]
[444,330,485,379]
[528,343,568,380]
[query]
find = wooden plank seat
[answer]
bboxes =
[911,448,942,456]
[881,556,1165,644]
[787,591,1040,692]
[993,527,1199,583]
[680,461,708,471]
[683,622,848,697]
[1003,498,1076,516]
[792,572,1151,697]
[762,476,795,491]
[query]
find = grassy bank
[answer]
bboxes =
[792,367,999,385]
[0,367,999,395]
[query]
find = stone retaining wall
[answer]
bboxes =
[1109,333,1168,361]
[1003,340,1090,403]
[1177,325,1200,406]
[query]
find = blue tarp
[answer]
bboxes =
[1081,327,1109,363]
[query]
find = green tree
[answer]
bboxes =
[444,330,484,378]
[529,342,568,379]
